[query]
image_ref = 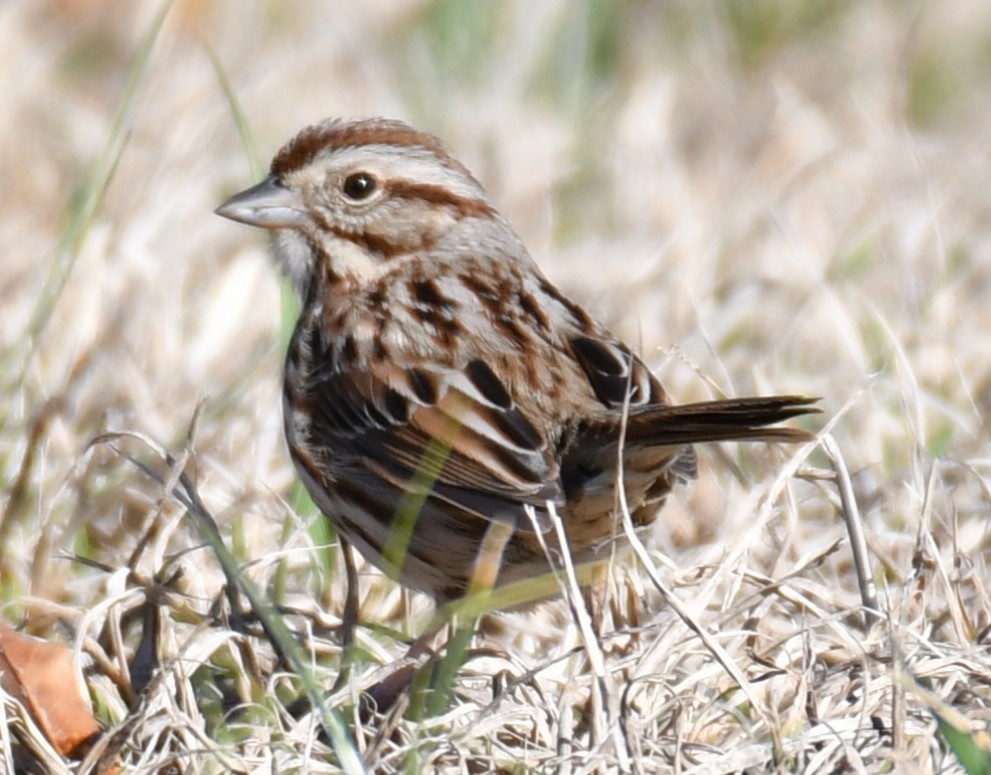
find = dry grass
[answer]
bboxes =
[2,1,991,772]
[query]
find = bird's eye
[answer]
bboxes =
[342,172,378,201]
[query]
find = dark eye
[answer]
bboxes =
[342,172,378,201]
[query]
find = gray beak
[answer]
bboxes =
[215,175,307,229]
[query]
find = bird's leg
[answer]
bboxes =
[331,536,360,693]
[362,520,514,716]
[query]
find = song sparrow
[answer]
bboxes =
[216,118,817,604]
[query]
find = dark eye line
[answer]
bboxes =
[342,171,378,201]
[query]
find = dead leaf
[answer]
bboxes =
[0,621,101,759]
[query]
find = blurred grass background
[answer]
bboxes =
[2,0,990,771]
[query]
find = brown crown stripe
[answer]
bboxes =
[273,120,449,174]
[270,118,485,189]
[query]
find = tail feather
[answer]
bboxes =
[620,395,819,447]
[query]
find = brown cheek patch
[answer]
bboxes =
[311,209,437,261]
[310,207,407,260]
[340,228,409,259]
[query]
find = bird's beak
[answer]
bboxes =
[215,175,307,229]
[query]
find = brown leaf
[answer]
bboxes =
[0,621,102,759]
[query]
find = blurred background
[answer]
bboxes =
[5,0,991,617]
[1,0,990,765]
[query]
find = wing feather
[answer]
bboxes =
[299,356,563,530]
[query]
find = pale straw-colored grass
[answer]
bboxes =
[2,1,990,772]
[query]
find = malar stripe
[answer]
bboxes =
[311,209,435,260]
[313,211,407,258]
[345,230,406,258]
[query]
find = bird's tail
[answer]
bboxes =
[617,395,819,447]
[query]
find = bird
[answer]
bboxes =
[215,117,817,607]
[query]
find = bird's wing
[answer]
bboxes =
[299,356,563,531]
[569,335,668,408]
[567,332,816,475]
